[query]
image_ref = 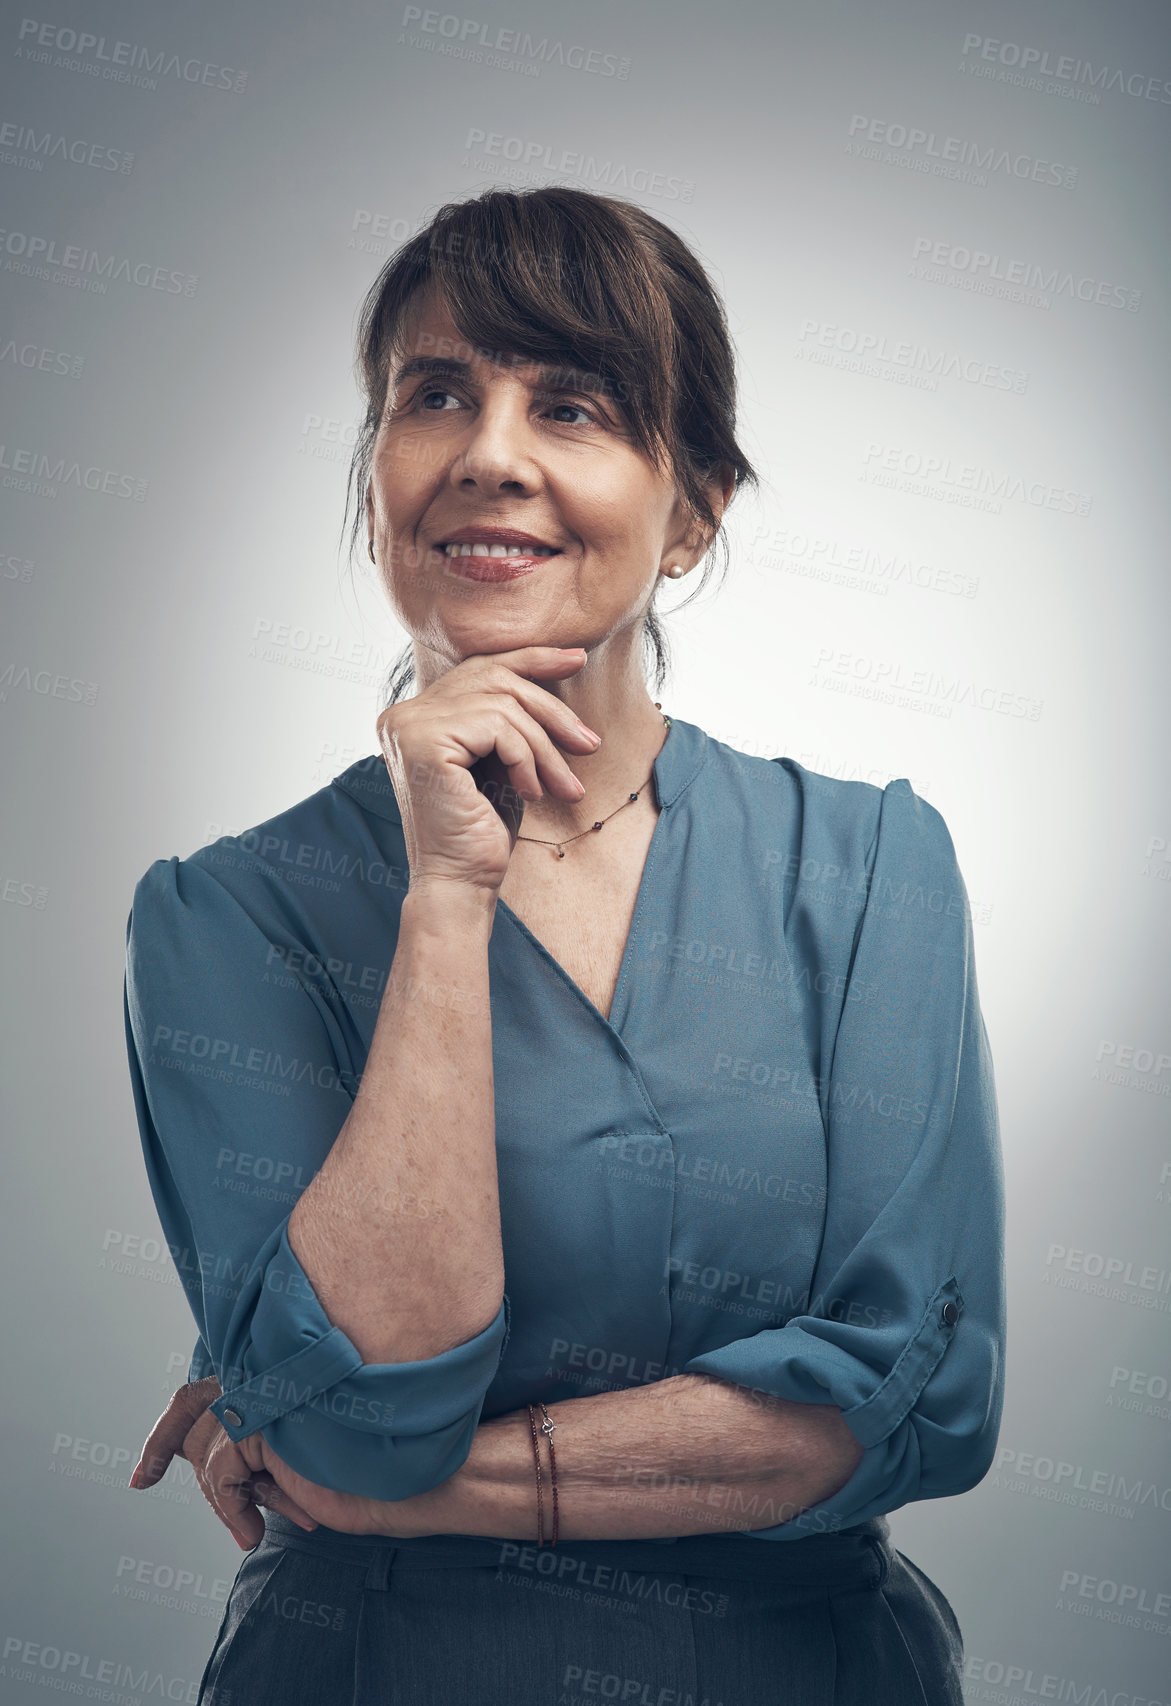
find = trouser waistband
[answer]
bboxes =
[260,1509,892,1590]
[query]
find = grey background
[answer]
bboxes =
[1,0,1168,1699]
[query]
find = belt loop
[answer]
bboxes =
[865,1528,891,1591]
[364,1541,396,1592]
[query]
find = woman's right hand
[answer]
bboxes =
[376,646,601,896]
[131,1378,321,1550]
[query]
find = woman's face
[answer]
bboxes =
[366,287,720,674]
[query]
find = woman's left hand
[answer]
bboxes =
[131,1379,449,1542]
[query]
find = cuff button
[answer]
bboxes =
[941,1302,959,1327]
[222,1408,243,1427]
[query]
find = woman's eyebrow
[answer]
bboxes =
[391,355,474,388]
[390,354,616,395]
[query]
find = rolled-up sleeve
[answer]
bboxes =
[124,854,510,1499]
[683,780,1006,1538]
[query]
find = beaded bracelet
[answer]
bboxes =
[526,1402,559,1547]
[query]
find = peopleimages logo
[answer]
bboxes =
[462,129,694,203]
[0,338,84,378]
[1,1637,206,1698]
[962,1654,1170,1704]
[796,319,1028,395]
[846,114,1078,190]
[399,7,630,78]
[810,648,1043,723]
[0,120,134,173]
[960,33,1171,104]
[0,663,99,705]
[14,18,248,92]
[910,237,1140,313]
[861,441,1092,519]
[0,228,196,295]
[0,442,147,501]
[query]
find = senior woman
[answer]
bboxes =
[123,186,1005,1705]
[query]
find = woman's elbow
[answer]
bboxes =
[262,1408,479,1503]
[914,1402,1003,1499]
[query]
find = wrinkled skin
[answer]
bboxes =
[131,1377,396,1547]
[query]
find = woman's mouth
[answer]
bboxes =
[434,540,562,582]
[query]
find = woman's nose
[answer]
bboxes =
[448,398,541,493]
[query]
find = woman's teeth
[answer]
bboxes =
[443,542,558,558]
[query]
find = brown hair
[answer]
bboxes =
[343,186,758,699]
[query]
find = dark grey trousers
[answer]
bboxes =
[198,1510,964,1704]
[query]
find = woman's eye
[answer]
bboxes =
[406,390,598,424]
[547,401,594,425]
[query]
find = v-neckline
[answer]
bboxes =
[328,716,712,1039]
[493,742,673,1041]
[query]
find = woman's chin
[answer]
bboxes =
[415,599,592,658]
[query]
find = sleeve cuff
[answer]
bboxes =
[842,1277,964,1448]
[679,1277,964,1539]
[682,1276,963,1451]
[209,1224,511,1444]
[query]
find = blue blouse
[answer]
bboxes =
[123,715,1006,1542]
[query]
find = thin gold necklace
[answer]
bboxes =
[515,708,672,861]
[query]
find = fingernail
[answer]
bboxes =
[575,721,601,745]
[572,776,586,796]
[128,1464,142,1489]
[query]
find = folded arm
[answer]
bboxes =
[135,1370,864,1542]
[403,1372,865,1540]
[668,778,1007,1539]
[124,857,511,1503]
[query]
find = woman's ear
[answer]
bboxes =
[707,462,737,533]
[665,464,736,571]
[365,482,377,560]
[684,465,736,563]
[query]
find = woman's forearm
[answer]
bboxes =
[286,881,504,1364]
[392,1374,866,1541]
